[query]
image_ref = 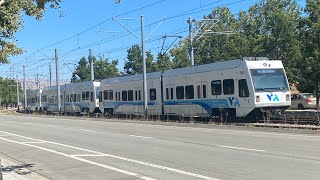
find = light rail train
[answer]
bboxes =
[26,57,291,121]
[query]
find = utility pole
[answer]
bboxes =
[55,49,61,115]
[188,17,195,66]
[23,65,27,110]
[141,15,148,120]
[16,75,19,111]
[49,63,52,89]
[89,49,94,81]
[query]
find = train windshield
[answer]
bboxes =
[250,69,289,92]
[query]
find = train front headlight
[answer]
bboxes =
[256,95,260,102]
[286,94,290,101]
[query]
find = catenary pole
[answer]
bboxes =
[55,49,61,115]
[89,49,94,81]
[23,65,27,110]
[188,17,194,66]
[16,75,19,111]
[141,15,148,120]
[49,63,52,89]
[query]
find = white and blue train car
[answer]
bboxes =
[100,72,162,117]
[162,58,290,119]
[26,89,42,112]
[100,57,291,120]
[42,81,101,114]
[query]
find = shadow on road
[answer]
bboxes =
[1,163,34,175]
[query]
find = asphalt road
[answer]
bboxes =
[0,114,320,180]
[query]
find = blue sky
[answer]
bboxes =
[1,0,260,86]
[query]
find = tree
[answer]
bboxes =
[0,77,22,108]
[169,39,190,69]
[71,56,120,82]
[156,52,172,71]
[123,45,157,75]
[300,0,320,108]
[0,0,61,64]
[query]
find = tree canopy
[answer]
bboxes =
[0,0,60,64]
[71,56,120,82]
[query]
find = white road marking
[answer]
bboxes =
[0,130,219,180]
[218,145,266,152]
[47,125,59,128]
[129,135,152,139]
[0,136,155,180]
[79,129,95,132]
[70,154,108,157]
[22,141,45,144]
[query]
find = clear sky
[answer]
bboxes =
[1,0,260,87]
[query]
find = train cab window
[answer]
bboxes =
[176,86,184,100]
[166,88,169,100]
[122,91,128,101]
[197,85,201,98]
[211,80,222,95]
[82,92,85,101]
[104,90,108,100]
[185,85,194,99]
[150,89,156,100]
[223,79,234,95]
[128,90,134,101]
[86,92,90,100]
[108,90,113,100]
[239,79,250,97]
[203,85,207,98]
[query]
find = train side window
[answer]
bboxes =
[166,88,169,100]
[128,90,133,101]
[150,88,156,100]
[135,90,138,101]
[211,80,222,95]
[139,90,141,100]
[118,92,120,101]
[223,79,234,95]
[104,90,108,100]
[176,86,184,100]
[82,92,85,101]
[122,91,128,101]
[239,79,249,97]
[185,85,194,99]
[86,92,90,100]
[109,90,113,100]
[197,85,201,98]
[99,92,102,102]
[203,85,207,98]
[170,88,174,99]
[91,92,94,102]
[115,92,118,101]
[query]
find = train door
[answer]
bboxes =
[134,88,142,116]
[196,81,208,116]
[238,79,250,116]
[168,84,175,115]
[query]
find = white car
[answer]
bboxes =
[291,93,317,110]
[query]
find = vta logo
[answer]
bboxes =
[228,97,240,107]
[267,93,280,101]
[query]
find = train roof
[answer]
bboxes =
[101,71,162,85]
[44,81,100,91]
[163,59,243,78]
